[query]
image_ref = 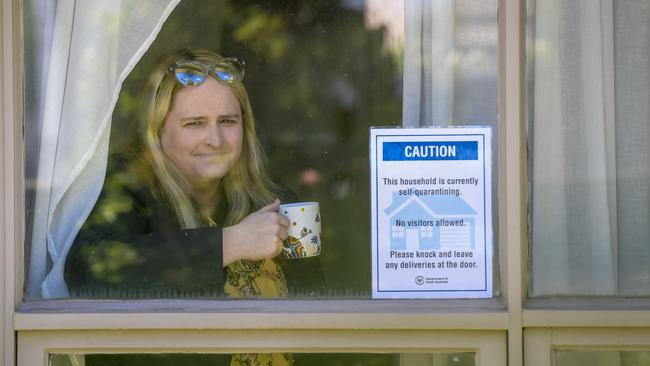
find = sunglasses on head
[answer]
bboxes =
[168,57,245,86]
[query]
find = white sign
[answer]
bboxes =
[370,127,492,299]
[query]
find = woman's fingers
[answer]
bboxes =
[278,214,290,228]
[274,239,284,257]
[278,225,288,241]
[222,205,292,265]
[258,198,280,213]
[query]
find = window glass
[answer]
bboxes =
[24,0,499,300]
[556,350,650,366]
[528,0,650,296]
[50,353,476,366]
[24,0,402,299]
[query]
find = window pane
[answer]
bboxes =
[556,351,650,366]
[25,0,499,300]
[24,0,403,299]
[528,0,650,296]
[50,353,476,366]
[402,0,500,298]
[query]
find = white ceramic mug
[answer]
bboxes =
[279,202,321,258]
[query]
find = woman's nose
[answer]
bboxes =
[204,122,223,146]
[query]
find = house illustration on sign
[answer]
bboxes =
[384,191,477,251]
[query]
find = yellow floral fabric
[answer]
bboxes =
[225,259,292,366]
[224,259,288,299]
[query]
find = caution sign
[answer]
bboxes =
[370,127,493,299]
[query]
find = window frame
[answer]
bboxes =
[1,0,23,365]
[19,329,507,365]
[3,0,527,365]
[525,328,650,366]
[521,0,650,363]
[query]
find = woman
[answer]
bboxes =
[66,48,324,365]
[65,48,325,300]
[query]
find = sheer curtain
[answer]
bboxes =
[402,0,499,296]
[403,0,498,127]
[530,0,650,296]
[25,0,180,299]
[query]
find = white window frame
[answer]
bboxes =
[521,0,650,362]
[19,329,506,365]
[525,327,650,366]
[2,0,527,365]
[1,0,23,365]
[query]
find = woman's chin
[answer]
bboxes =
[189,172,226,190]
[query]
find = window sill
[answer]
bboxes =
[16,299,508,330]
[524,298,650,327]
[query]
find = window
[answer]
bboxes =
[23,0,404,300]
[17,329,504,366]
[556,351,650,366]
[525,328,650,366]
[524,1,650,365]
[528,0,650,297]
[50,352,477,366]
[7,0,510,365]
[23,0,501,301]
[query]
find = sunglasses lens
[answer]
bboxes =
[215,70,236,83]
[171,58,245,86]
[173,63,207,86]
[214,58,245,83]
[175,72,205,86]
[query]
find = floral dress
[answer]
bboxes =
[224,259,293,366]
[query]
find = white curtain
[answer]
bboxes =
[530,0,650,296]
[403,0,498,127]
[402,0,499,295]
[26,0,181,299]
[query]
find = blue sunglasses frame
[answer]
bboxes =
[168,57,245,86]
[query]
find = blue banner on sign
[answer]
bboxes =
[382,141,478,161]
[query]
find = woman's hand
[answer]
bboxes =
[222,199,289,266]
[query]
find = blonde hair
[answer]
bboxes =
[140,48,277,228]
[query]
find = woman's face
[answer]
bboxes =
[160,77,243,189]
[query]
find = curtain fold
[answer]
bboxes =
[530,0,650,296]
[403,0,498,127]
[613,0,650,296]
[531,0,617,296]
[26,0,181,298]
[402,0,424,126]
[402,0,499,297]
[403,0,455,127]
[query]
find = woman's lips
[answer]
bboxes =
[195,151,228,157]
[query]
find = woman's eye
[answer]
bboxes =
[183,120,203,127]
[220,118,238,124]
